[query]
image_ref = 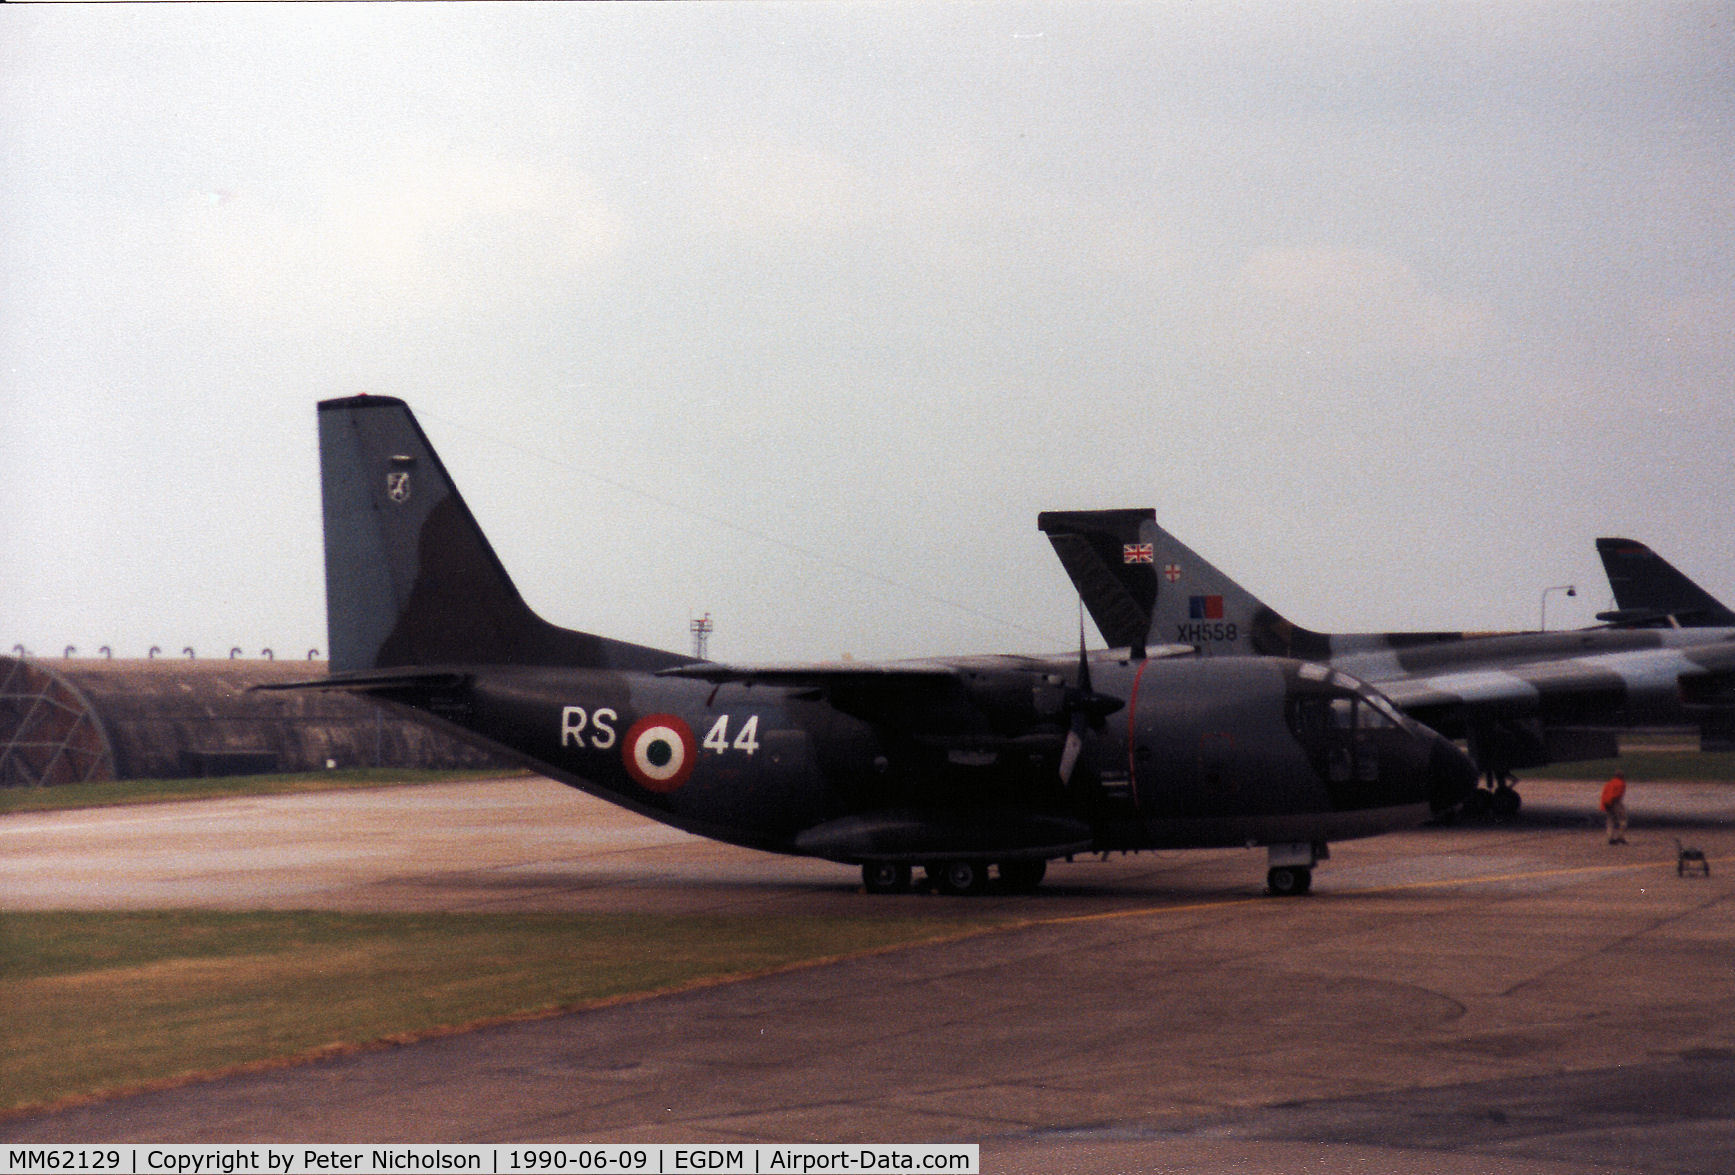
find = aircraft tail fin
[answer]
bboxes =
[317,396,686,673]
[1595,537,1735,628]
[1038,510,1329,658]
[1036,509,1158,652]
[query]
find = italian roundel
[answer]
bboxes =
[622,714,697,793]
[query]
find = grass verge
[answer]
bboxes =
[0,768,521,815]
[0,909,1006,1117]
[1521,750,1735,783]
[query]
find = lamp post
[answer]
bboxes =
[1540,584,1576,631]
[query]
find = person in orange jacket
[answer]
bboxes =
[1600,771,1628,844]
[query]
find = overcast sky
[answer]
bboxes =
[4,3,1733,665]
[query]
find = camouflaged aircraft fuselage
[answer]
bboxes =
[265,398,1477,895]
[1039,509,1735,792]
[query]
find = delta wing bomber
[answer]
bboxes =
[262,398,1476,897]
[1039,509,1735,816]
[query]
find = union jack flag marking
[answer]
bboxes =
[1123,543,1154,564]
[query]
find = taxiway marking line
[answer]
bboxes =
[1018,854,1714,933]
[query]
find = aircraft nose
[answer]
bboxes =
[1426,731,1479,813]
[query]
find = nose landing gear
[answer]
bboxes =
[1460,770,1523,819]
[1266,841,1328,897]
[1266,865,1313,896]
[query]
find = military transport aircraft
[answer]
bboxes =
[266,397,1476,897]
[1039,510,1735,815]
[1595,537,1735,629]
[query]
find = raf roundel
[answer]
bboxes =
[623,714,697,793]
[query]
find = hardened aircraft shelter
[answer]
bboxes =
[0,655,498,787]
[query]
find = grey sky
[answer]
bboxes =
[4,3,1733,665]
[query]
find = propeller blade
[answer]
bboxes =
[1061,599,1121,785]
[1059,727,1084,785]
[1077,602,1093,697]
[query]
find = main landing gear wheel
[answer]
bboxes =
[1266,866,1313,896]
[861,862,912,894]
[1491,783,1522,817]
[928,859,990,896]
[997,859,1047,894]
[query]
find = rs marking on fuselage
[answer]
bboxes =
[560,705,618,750]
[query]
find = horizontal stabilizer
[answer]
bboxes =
[1596,608,1675,627]
[250,668,471,694]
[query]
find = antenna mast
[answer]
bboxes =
[689,613,713,660]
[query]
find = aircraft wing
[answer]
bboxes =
[655,659,962,686]
[660,657,1085,746]
[657,646,1194,687]
[659,658,1005,736]
[1374,667,1624,727]
[1373,641,1735,731]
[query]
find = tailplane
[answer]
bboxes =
[318,395,687,673]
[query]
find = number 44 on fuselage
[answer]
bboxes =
[264,396,1475,896]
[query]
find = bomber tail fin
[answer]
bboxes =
[1595,537,1735,628]
[318,395,687,673]
[1038,510,1329,658]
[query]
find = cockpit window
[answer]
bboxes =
[1362,692,1403,726]
[1290,692,1398,741]
[1287,686,1401,809]
[1357,698,1396,728]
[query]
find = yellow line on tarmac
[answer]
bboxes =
[1007,852,1718,934]
[1339,854,1702,896]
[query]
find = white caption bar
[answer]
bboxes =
[6,1145,980,1175]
